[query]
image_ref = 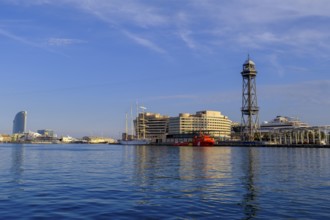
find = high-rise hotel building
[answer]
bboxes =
[13,111,27,134]
[168,110,232,139]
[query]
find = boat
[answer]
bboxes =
[173,133,215,146]
[192,133,215,146]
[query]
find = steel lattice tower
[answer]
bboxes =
[241,56,260,141]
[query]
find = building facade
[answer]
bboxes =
[168,110,232,139]
[260,115,309,132]
[134,112,169,143]
[37,129,55,137]
[13,111,27,134]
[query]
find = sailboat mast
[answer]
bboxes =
[125,113,128,141]
[130,106,133,139]
[136,101,139,139]
[142,108,145,139]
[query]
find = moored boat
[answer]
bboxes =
[173,133,215,146]
[192,133,215,146]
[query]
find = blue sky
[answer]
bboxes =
[1,0,330,138]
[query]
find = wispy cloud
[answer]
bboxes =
[260,80,330,105]
[4,0,330,57]
[145,94,198,102]
[0,28,73,57]
[178,30,197,50]
[123,31,166,54]
[47,38,86,46]
[53,0,169,28]
[0,27,39,47]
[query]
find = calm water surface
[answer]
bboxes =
[1,144,330,219]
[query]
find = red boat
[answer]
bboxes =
[173,133,215,146]
[192,133,215,146]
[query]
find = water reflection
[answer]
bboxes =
[240,148,259,220]
[132,146,238,214]
[178,147,233,180]
[133,146,234,181]
[1,144,330,219]
[11,145,24,183]
[133,146,181,187]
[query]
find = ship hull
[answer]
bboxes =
[173,134,215,147]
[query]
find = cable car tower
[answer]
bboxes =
[241,56,260,141]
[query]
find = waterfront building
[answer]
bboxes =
[264,126,330,145]
[134,112,170,143]
[258,116,329,144]
[168,110,232,139]
[0,134,11,142]
[260,116,309,132]
[37,129,55,137]
[13,111,27,134]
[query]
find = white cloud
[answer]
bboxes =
[4,0,330,57]
[123,31,166,54]
[0,28,35,45]
[47,38,86,46]
[40,0,168,28]
[260,80,330,105]
[178,30,197,50]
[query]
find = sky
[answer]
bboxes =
[1,0,330,138]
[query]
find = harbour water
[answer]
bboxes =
[1,144,330,219]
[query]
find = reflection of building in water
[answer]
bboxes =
[240,148,259,219]
[133,146,181,186]
[11,145,24,183]
[178,147,233,181]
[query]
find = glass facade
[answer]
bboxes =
[13,111,27,134]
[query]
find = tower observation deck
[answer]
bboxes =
[241,57,260,141]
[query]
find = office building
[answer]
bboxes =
[168,110,232,139]
[37,129,55,137]
[135,112,170,143]
[13,111,27,134]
